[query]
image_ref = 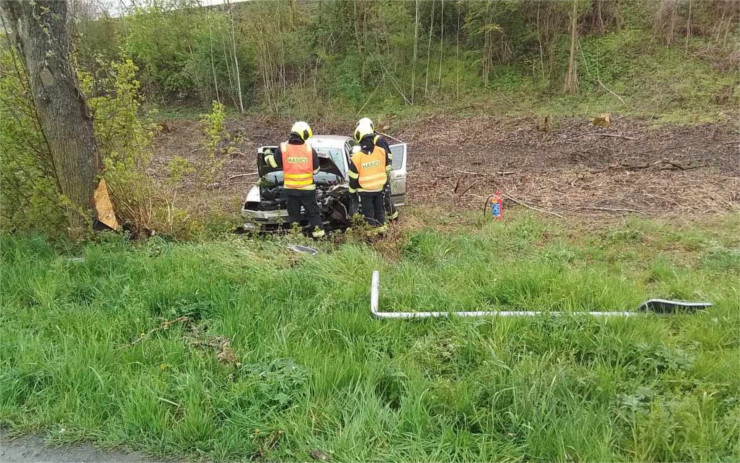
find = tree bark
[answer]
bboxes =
[1,0,100,235]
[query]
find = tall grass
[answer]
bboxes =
[1,211,738,461]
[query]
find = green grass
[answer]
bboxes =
[1,210,739,462]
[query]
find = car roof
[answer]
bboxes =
[309,135,351,149]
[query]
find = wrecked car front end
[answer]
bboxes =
[241,135,407,233]
[241,137,354,233]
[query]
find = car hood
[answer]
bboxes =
[257,147,344,180]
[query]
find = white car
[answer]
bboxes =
[241,135,408,232]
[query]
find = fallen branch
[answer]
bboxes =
[596,133,637,141]
[228,172,258,180]
[577,206,645,214]
[378,60,411,105]
[356,75,385,117]
[595,159,702,172]
[458,180,482,196]
[597,79,626,106]
[455,169,515,177]
[657,159,706,171]
[453,177,462,194]
[502,193,565,219]
[722,140,740,145]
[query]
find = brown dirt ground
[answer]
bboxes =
[151,114,739,218]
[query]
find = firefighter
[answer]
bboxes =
[264,121,325,238]
[348,124,391,229]
[354,118,398,220]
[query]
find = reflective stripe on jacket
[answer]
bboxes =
[351,145,387,192]
[281,142,315,190]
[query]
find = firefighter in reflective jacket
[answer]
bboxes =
[354,118,398,220]
[348,124,391,228]
[263,121,325,238]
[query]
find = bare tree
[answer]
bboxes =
[411,0,419,104]
[594,0,605,34]
[564,0,579,94]
[208,13,221,104]
[685,0,692,55]
[1,0,101,235]
[653,0,680,45]
[425,0,436,98]
[455,3,460,100]
[437,0,444,89]
[225,0,244,113]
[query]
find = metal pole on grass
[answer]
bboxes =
[369,271,709,319]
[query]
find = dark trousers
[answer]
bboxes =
[286,190,323,230]
[383,182,396,217]
[359,192,385,227]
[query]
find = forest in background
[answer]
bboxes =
[71,0,739,118]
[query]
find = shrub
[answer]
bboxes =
[0,44,65,235]
[80,59,159,232]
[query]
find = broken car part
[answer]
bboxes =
[287,244,319,256]
[636,299,712,313]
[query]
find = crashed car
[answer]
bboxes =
[241,135,407,232]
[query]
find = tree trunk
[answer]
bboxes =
[1,0,100,235]
[564,0,579,94]
[208,14,220,104]
[595,0,605,34]
[684,0,692,55]
[437,0,444,88]
[483,2,492,87]
[226,0,245,113]
[536,0,546,81]
[424,0,435,98]
[411,0,419,104]
[455,3,460,100]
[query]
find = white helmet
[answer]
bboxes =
[356,117,374,132]
[353,121,374,143]
[291,121,313,141]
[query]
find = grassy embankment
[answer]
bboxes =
[1,209,739,461]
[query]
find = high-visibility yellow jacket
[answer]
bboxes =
[281,142,315,190]
[349,145,390,193]
[263,139,320,191]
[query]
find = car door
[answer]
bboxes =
[389,143,407,206]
